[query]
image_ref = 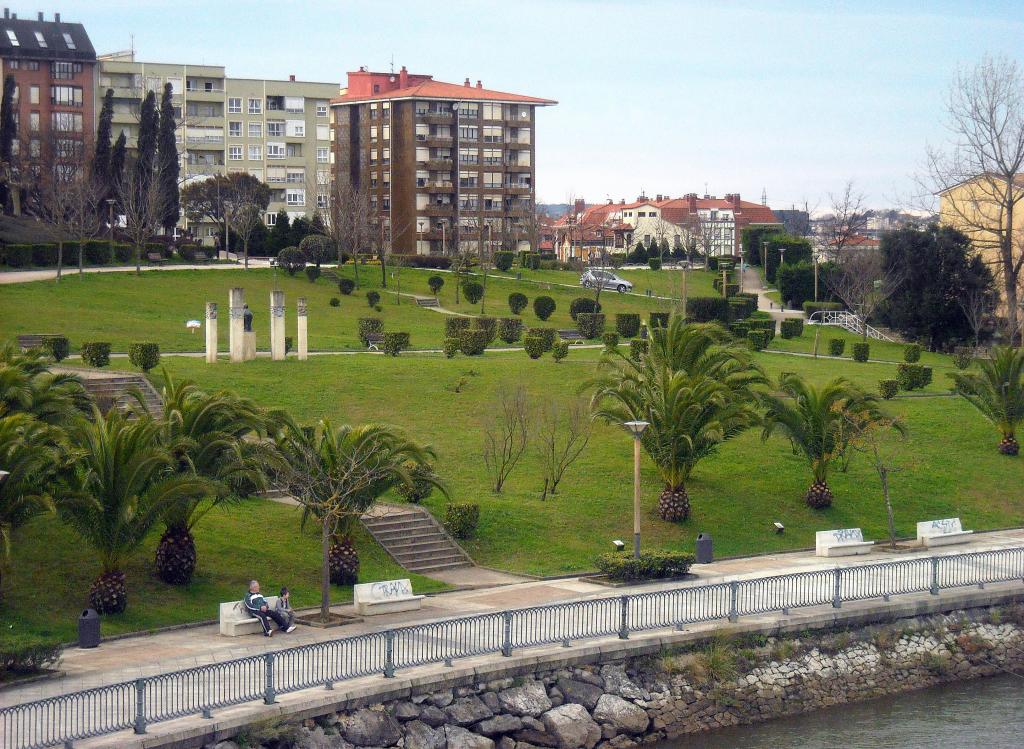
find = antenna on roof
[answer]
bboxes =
[130,34,135,57]
[390,54,394,74]
[761,187,767,206]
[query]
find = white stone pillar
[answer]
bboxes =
[270,290,286,361]
[229,288,245,364]
[205,302,218,364]
[297,297,308,361]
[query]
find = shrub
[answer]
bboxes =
[366,290,380,307]
[176,244,197,262]
[338,278,355,295]
[649,312,669,329]
[474,316,498,344]
[616,313,641,338]
[803,301,843,317]
[508,292,528,315]
[445,317,471,338]
[852,342,870,362]
[285,336,293,354]
[527,327,556,351]
[648,256,662,270]
[776,261,816,309]
[523,335,546,359]
[921,366,933,387]
[896,363,927,391]
[388,254,452,269]
[41,335,69,362]
[304,265,322,283]
[0,634,63,679]
[952,348,973,370]
[494,251,514,272]
[728,296,757,321]
[828,338,846,357]
[31,243,56,266]
[381,332,410,356]
[113,243,133,264]
[730,321,751,338]
[630,339,649,362]
[443,337,460,358]
[3,244,32,267]
[395,462,437,503]
[780,318,804,339]
[459,329,489,356]
[686,296,730,323]
[445,503,480,539]
[329,297,340,307]
[521,252,540,270]
[577,312,605,339]
[428,275,444,295]
[603,332,620,353]
[569,297,601,321]
[879,379,899,399]
[84,241,112,265]
[498,317,523,344]
[904,343,922,363]
[277,246,305,276]
[128,342,160,372]
[81,341,111,368]
[552,341,569,362]
[594,551,695,582]
[357,318,383,346]
[533,295,556,320]
[747,330,768,351]
[462,281,484,304]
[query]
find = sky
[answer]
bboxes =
[44,0,1024,210]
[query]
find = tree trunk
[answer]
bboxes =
[881,466,897,548]
[135,243,141,275]
[380,254,387,289]
[56,240,63,282]
[78,240,84,276]
[353,252,361,289]
[243,238,249,270]
[320,519,330,623]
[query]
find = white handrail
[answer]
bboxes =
[807,310,894,342]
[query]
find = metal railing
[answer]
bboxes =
[3,545,1023,749]
[808,310,894,342]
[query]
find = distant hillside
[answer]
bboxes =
[537,203,568,218]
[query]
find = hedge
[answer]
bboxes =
[577,312,605,339]
[879,379,899,399]
[952,348,973,370]
[730,321,750,338]
[305,266,321,283]
[459,329,489,356]
[594,551,695,582]
[0,634,63,680]
[84,240,113,265]
[41,335,69,362]
[904,344,922,363]
[2,244,32,267]
[358,318,383,346]
[630,339,649,362]
[740,226,783,266]
[828,338,845,357]
[728,297,756,321]
[616,313,641,338]
[128,342,160,372]
[780,319,804,339]
[494,251,514,272]
[533,295,556,321]
[389,254,452,269]
[852,342,870,362]
[686,296,730,323]
[81,341,111,368]
[381,332,410,356]
[602,332,620,353]
[747,330,769,351]
[897,363,932,390]
[707,255,741,272]
[523,335,546,359]
[648,257,662,270]
[552,341,569,362]
[445,503,480,539]
[569,297,601,321]
[649,312,669,329]
[498,317,523,344]
[527,327,557,351]
[508,292,528,315]
[113,243,133,264]
[764,235,813,283]
[474,316,498,344]
[445,317,471,338]
[443,337,459,358]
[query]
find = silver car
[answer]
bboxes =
[580,269,633,293]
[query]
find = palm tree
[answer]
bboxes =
[274,417,440,622]
[760,373,903,508]
[145,376,272,584]
[590,315,766,521]
[58,408,208,613]
[0,343,90,424]
[0,413,63,595]
[950,346,1024,455]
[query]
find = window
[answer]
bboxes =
[483,172,501,188]
[482,125,502,143]
[249,168,263,181]
[286,143,302,157]
[61,31,76,49]
[24,60,38,70]
[228,97,242,113]
[29,139,40,158]
[286,168,305,183]
[316,147,329,163]
[267,166,286,182]
[317,193,328,209]
[229,145,243,160]
[316,102,328,117]
[381,124,390,141]
[29,85,38,104]
[248,121,262,138]
[248,98,262,114]
[382,147,390,164]
[285,120,304,137]
[50,62,82,80]
[267,120,284,137]
[5,29,18,46]
[459,148,478,164]
[284,96,304,113]
[482,103,502,120]
[286,188,305,206]
[459,125,478,140]
[456,102,479,117]
[266,212,277,226]
[50,86,83,107]
[248,144,262,161]
[228,121,242,137]
[482,148,502,165]
[267,142,285,159]
[34,31,46,48]
[459,171,477,188]
[29,112,39,132]
[167,78,181,94]
[316,124,330,141]
[370,148,378,164]
[51,112,82,132]
[6,59,16,69]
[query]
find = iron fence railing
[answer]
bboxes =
[4,545,1024,749]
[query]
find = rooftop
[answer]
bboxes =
[333,66,556,106]
[0,10,94,62]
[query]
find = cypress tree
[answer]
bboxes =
[94,88,114,187]
[109,131,127,193]
[269,210,290,254]
[135,90,158,193]
[0,74,16,211]
[157,83,179,231]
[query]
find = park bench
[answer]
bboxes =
[815,528,874,557]
[916,517,973,548]
[416,297,439,308]
[17,334,57,351]
[146,252,167,264]
[365,333,385,351]
[193,250,209,262]
[353,578,424,616]
[558,329,585,343]
[219,595,280,637]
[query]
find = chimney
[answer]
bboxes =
[289,74,296,82]
[399,65,408,88]
[38,11,43,21]
[574,198,586,215]
[607,198,613,204]
[54,12,60,22]
[10,11,15,18]
[728,193,741,208]
[476,80,482,88]
[464,77,471,87]
[620,198,625,204]
[686,193,697,210]
[3,9,9,20]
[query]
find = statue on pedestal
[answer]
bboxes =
[243,304,253,333]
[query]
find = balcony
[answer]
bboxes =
[504,185,531,195]
[185,88,225,101]
[423,204,455,216]
[186,164,223,177]
[504,162,532,172]
[418,112,453,124]
[425,136,453,147]
[506,139,531,149]
[108,85,142,99]
[505,208,532,218]
[424,181,454,193]
[424,158,453,171]
[504,116,532,126]
[186,135,224,147]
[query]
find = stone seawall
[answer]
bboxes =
[206,602,1024,749]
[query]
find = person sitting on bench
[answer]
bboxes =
[275,586,295,628]
[244,579,294,637]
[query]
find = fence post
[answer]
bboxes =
[618,595,629,639]
[264,652,276,704]
[133,677,147,734]
[930,556,940,595]
[501,611,513,657]
[728,581,739,623]
[832,568,842,609]
[384,630,396,678]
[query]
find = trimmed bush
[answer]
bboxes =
[443,337,459,358]
[533,295,556,321]
[576,312,605,339]
[828,338,846,357]
[780,318,804,339]
[128,342,160,372]
[389,254,452,269]
[459,329,489,356]
[552,341,569,362]
[897,363,928,391]
[728,296,757,321]
[952,348,973,370]
[338,278,355,295]
[747,330,769,351]
[852,342,870,362]
[904,344,922,363]
[803,301,843,317]
[730,321,751,338]
[427,275,444,295]
[113,243,133,264]
[686,296,730,323]
[474,316,498,344]
[395,463,437,503]
[84,241,112,265]
[616,313,641,338]
[462,281,484,304]
[366,290,380,307]
[357,318,383,346]
[649,312,669,329]
[508,292,528,315]
[445,317,471,338]
[329,297,340,307]
[41,335,69,362]
[0,634,63,679]
[32,243,56,266]
[922,366,933,387]
[569,297,601,321]
[498,317,523,344]
[879,379,899,399]
[595,551,695,582]
[648,256,662,270]
[176,244,197,262]
[381,332,410,356]
[278,246,305,276]
[494,251,514,272]
[81,341,111,368]
[630,339,649,362]
[523,335,546,359]
[3,244,32,267]
[527,327,556,351]
[285,336,293,354]
[445,503,480,539]
[602,332,620,353]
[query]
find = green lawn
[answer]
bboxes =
[491,266,719,300]
[770,325,956,368]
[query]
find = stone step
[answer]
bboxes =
[409,559,473,572]
[362,505,472,575]
[386,539,457,555]
[365,517,436,533]
[393,551,468,567]
[368,527,442,542]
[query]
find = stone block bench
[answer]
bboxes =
[17,334,59,351]
[354,579,424,616]
[219,595,280,636]
[558,330,585,343]
[815,528,874,557]
[917,517,973,548]
[146,251,167,264]
[365,333,384,351]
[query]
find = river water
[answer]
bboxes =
[664,675,1024,748]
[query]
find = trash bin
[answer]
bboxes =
[78,608,100,649]
[695,533,713,564]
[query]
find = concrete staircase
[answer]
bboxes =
[363,505,473,574]
[78,373,164,416]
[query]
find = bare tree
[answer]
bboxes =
[222,173,270,270]
[482,386,530,493]
[823,247,904,340]
[958,282,996,349]
[536,398,591,499]
[845,412,908,549]
[316,176,373,290]
[815,181,869,262]
[36,133,101,281]
[117,162,168,276]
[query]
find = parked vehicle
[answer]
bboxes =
[580,269,633,293]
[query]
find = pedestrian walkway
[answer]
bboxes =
[741,264,805,324]
[0,261,266,285]
[4,526,1022,710]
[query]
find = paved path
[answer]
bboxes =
[741,264,804,324]
[3,526,1022,710]
[0,261,271,285]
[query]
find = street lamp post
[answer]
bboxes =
[106,198,116,259]
[624,420,649,559]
